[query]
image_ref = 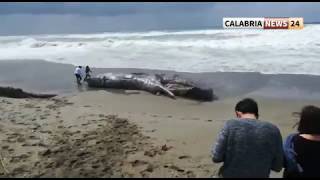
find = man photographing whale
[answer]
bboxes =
[211,98,283,178]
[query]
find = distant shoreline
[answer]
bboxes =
[0,23,318,36]
[1,59,320,77]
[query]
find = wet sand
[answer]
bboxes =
[1,60,320,177]
[1,60,320,100]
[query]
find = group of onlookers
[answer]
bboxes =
[211,98,320,178]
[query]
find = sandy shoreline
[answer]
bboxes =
[1,60,320,177]
[1,60,320,100]
[1,91,320,177]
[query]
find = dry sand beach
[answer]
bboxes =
[1,60,320,178]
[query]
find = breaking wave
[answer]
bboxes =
[0,24,319,75]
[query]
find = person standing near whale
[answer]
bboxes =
[84,65,92,81]
[74,66,83,85]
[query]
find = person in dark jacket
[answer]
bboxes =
[283,105,320,178]
[84,66,92,81]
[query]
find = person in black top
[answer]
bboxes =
[84,66,92,81]
[283,105,320,178]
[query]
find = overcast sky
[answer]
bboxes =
[1,2,320,35]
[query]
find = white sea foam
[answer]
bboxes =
[0,24,319,75]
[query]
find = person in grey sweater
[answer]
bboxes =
[211,98,283,178]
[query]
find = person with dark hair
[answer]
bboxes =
[84,65,92,81]
[211,98,283,178]
[283,105,320,178]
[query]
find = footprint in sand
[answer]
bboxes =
[98,114,105,118]
[20,115,27,119]
[24,104,34,108]
[145,164,156,173]
[144,149,158,157]
[139,164,156,177]
[17,137,26,143]
[91,164,100,169]
[178,155,191,160]
[185,170,196,178]
[39,130,52,134]
[22,143,32,147]
[14,154,30,161]
[1,145,9,150]
[30,125,41,131]
[17,122,29,125]
[164,164,185,173]
[8,148,15,153]
[29,135,39,140]
[73,130,81,134]
[145,129,156,133]
[130,160,149,167]
[161,144,173,151]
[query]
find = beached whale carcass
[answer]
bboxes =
[156,74,215,101]
[86,73,215,101]
[87,73,175,99]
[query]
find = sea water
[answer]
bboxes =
[0,24,319,75]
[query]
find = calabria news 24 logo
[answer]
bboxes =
[223,17,304,30]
